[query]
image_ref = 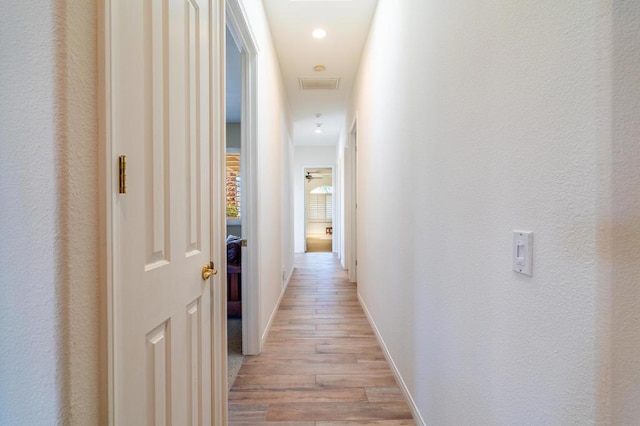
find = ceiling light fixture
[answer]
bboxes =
[312,28,327,39]
[313,65,326,72]
[315,123,323,134]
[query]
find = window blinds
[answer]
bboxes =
[308,194,332,221]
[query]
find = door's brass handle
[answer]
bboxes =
[202,262,218,280]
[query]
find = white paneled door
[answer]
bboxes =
[109,0,218,424]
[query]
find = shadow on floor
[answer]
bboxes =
[227,318,244,390]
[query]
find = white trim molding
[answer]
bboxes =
[98,0,115,422]
[358,293,426,426]
[261,267,295,346]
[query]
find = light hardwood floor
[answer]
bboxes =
[305,236,333,253]
[228,253,416,425]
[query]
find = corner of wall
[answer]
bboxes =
[609,1,640,422]
[261,269,293,347]
[61,0,101,423]
[357,293,426,426]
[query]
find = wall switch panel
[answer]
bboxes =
[513,231,533,276]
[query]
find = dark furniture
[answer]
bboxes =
[227,264,242,317]
[226,236,242,317]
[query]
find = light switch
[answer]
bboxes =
[513,231,533,276]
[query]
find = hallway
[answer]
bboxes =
[228,253,415,424]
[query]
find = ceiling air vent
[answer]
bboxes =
[299,78,340,91]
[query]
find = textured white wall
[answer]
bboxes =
[241,0,294,338]
[0,1,100,424]
[0,2,61,423]
[293,146,336,252]
[349,0,637,424]
[63,2,101,423]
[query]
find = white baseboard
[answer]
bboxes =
[357,293,426,426]
[261,267,294,346]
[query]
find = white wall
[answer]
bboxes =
[0,1,101,424]
[241,0,294,340]
[293,146,336,252]
[0,4,60,422]
[226,122,241,149]
[349,0,639,424]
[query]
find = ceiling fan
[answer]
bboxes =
[305,171,323,182]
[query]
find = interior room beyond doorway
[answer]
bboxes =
[305,167,333,253]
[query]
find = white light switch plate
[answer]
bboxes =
[513,231,533,276]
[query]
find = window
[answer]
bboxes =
[308,186,333,222]
[226,153,241,220]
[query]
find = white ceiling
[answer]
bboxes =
[263,0,378,146]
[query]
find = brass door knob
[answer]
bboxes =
[201,262,218,280]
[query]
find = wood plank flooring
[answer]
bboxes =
[305,236,333,253]
[228,253,415,425]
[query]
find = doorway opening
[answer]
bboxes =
[225,0,261,398]
[304,167,334,253]
[346,118,358,283]
[224,24,243,390]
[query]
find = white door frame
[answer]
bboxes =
[100,0,228,423]
[346,117,358,283]
[226,0,261,355]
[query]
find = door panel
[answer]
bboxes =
[145,0,170,269]
[146,322,171,426]
[186,298,202,425]
[112,0,214,424]
[186,0,202,255]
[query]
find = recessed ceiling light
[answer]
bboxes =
[312,28,327,39]
[313,65,327,72]
[315,123,323,134]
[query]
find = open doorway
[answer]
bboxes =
[346,119,358,283]
[225,0,261,399]
[225,24,243,390]
[304,167,334,253]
